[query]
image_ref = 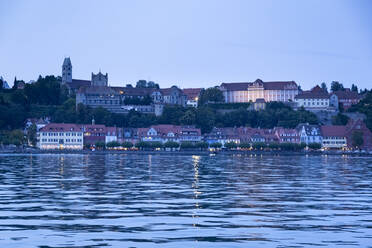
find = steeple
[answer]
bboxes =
[62,57,72,84]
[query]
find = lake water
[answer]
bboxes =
[0,154,371,248]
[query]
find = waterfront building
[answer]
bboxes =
[296,123,322,144]
[137,125,202,143]
[345,119,372,150]
[183,88,202,107]
[81,124,106,146]
[295,85,331,111]
[274,127,300,143]
[330,89,361,110]
[204,127,241,146]
[38,123,83,150]
[122,128,139,144]
[219,79,298,103]
[320,125,347,149]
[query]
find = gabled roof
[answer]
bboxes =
[295,85,329,99]
[332,90,360,100]
[66,79,91,90]
[138,125,201,137]
[77,86,118,94]
[40,123,82,132]
[296,124,321,136]
[111,87,156,96]
[183,88,202,100]
[220,79,297,91]
[321,125,347,137]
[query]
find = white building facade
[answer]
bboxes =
[38,123,83,150]
[220,79,299,103]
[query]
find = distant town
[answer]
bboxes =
[1,57,372,152]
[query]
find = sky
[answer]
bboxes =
[1,0,372,90]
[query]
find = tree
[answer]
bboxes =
[332,113,349,125]
[210,142,222,148]
[239,143,251,149]
[180,109,196,125]
[321,82,328,92]
[351,84,358,92]
[195,107,216,133]
[352,131,363,149]
[6,130,25,146]
[308,143,321,150]
[27,123,37,146]
[106,141,121,148]
[331,81,344,92]
[225,142,237,149]
[195,141,209,149]
[95,141,105,149]
[135,80,159,89]
[198,87,224,105]
[180,141,195,149]
[164,141,180,149]
[121,141,133,148]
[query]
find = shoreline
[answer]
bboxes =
[1,149,371,156]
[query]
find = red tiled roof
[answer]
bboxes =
[138,125,201,137]
[66,79,91,90]
[220,79,297,91]
[320,125,347,137]
[332,90,360,100]
[183,88,202,100]
[40,123,82,132]
[295,85,329,99]
[264,81,297,90]
[111,87,156,96]
[77,86,118,94]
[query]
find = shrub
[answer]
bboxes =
[308,143,321,150]
[225,142,237,149]
[210,142,222,148]
[180,141,195,149]
[252,142,266,150]
[239,142,251,149]
[95,141,105,149]
[268,143,279,149]
[121,141,133,148]
[195,141,209,149]
[164,141,180,148]
[106,141,121,148]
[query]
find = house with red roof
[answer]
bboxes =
[295,85,332,111]
[345,119,372,150]
[330,89,361,110]
[38,123,84,150]
[320,125,347,149]
[138,125,202,143]
[183,88,203,107]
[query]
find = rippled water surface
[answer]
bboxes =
[0,154,371,248]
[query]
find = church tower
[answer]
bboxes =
[62,57,72,84]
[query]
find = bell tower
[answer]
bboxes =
[62,57,72,84]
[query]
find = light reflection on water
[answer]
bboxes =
[0,154,371,247]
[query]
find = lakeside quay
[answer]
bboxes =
[1,148,372,156]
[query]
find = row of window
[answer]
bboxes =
[42,132,82,136]
[323,141,346,145]
[41,139,82,143]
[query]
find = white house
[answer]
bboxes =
[38,123,83,150]
[296,123,322,144]
[295,85,330,111]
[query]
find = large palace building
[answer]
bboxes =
[219,79,299,103]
